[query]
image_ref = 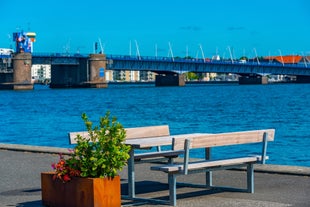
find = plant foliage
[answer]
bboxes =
[52,111,130,181]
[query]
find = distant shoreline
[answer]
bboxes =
[35,80,297,87]
[107,80,294,85]
[107,81,239,85]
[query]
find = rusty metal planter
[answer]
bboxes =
[41,172,121,207]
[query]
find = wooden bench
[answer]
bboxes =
[150,129,275,206]
[68,125,182,162]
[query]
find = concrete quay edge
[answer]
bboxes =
[1,143,309,176]
[0,143,71,155]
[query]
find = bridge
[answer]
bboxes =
[106,54,309,76]
[28,53,310,76]
[1,52,310,90]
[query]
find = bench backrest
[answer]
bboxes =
[173,129,275,150]
[125,125,170,139]
[69,125,170,144]
[173,129,275,175]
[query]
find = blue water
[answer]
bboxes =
[0,83,309,167]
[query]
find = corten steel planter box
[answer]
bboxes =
[41,172,121,207]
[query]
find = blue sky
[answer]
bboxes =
[1,0,309,58]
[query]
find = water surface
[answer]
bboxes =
[0,83,309,167]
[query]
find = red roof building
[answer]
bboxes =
[264,55,303,64]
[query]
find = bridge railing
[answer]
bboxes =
[106,54,309,68]
[3,53,308,69]
[32,52,89,58]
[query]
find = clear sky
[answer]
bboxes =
[1,0,309,58]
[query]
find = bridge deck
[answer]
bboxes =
[2,53,309,76]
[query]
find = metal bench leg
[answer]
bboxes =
[128,148,135,198]
[247,163,254,193]
[205,148,212,187]
[206,171,212,187]
[168,173,177,206]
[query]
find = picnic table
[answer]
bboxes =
[124,133,207,199]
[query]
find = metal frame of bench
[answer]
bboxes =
[151,129,275,206]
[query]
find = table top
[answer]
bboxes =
[125,133,207,149]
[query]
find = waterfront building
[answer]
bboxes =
[105,69,113,82]
[140,71,155,81]
[0,56,12,72]
[0,48,13,72]
[31,64,51,84]
[108,70,155,82]
[263,55,308,82]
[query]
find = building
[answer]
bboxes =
[264,55,303,64]
[140,71,155,81]
[263,55,308,82]
[106,70,155,82]
[31,64,51,84]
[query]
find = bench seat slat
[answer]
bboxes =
[151,156,262,173]
[134,150,184,160]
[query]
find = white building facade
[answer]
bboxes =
[31,64,51,83]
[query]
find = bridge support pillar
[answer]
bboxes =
[12,53,33,90]
[155,74,185,87]
[87,54,107,88]
[296,75,310,83]
[239,75,268,85]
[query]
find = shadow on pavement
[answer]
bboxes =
[16,200,43,207]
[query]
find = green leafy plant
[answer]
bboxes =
[52,111,130,181]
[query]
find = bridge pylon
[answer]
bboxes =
[155,73,185,87]
[87,54,107,88]
[12,53,34,90]
[296,75,310,83]
[238,74,268,85]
